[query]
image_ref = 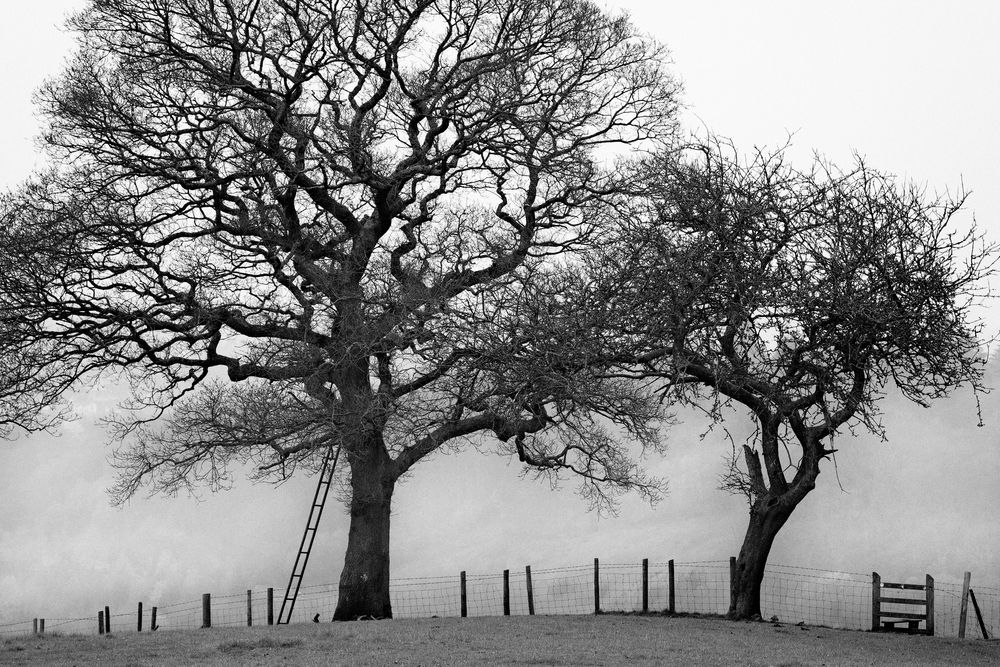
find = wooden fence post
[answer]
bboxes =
[594,558,600,615]
[925,575,935,636]
[959,571,972,638]
[460,571,467,618]
[267,587,274,625]
[969,589,990,639]
[871,572,881,631]
[668,559,675,614]
[39,619,44,635]
[247,589,253,627]
[642,558,649,613]
[503,570,510,616]
[137,602,143,632]
[526,566,535,616]
[98,610,104,635]
[32,619,37,635]
[729,556,736,593]
[202,593,211,629]
[151,606,158,631]
[105,606,111,634]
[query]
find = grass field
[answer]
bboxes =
[3,613,998,666]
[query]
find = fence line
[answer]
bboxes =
[2,559,996,640]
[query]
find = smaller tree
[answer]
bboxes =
[569,139,995,619]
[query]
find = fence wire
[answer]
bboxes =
[2,560,996,640]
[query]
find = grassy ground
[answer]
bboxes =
[2,614,998,666]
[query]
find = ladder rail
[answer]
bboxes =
[277,445,341,624]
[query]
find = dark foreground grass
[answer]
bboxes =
[2,614,998,666]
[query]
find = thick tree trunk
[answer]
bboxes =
[728,424,827,620]
[333,442,395,621]
[728,496,796,620]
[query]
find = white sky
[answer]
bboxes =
[1,1,998,626]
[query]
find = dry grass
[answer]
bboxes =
[2,614,998,666]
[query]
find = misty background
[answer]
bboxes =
[1,0,998,624]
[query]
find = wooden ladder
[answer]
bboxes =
[277,446,341,625]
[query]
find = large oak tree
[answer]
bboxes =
[0,0,678,620]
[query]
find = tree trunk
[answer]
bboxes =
[333,442,395,621]
[728,495,797,620]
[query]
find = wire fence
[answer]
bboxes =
[2,559,996,640]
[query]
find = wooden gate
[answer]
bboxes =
[871,572,934,635]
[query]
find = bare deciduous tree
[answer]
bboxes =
[566,138,995,620]
[0,0,678,619]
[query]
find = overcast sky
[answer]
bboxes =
[1,1,998,626]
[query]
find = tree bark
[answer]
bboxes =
[728,494,796,620]
[333,440,396,621]
[727,425,827,620]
